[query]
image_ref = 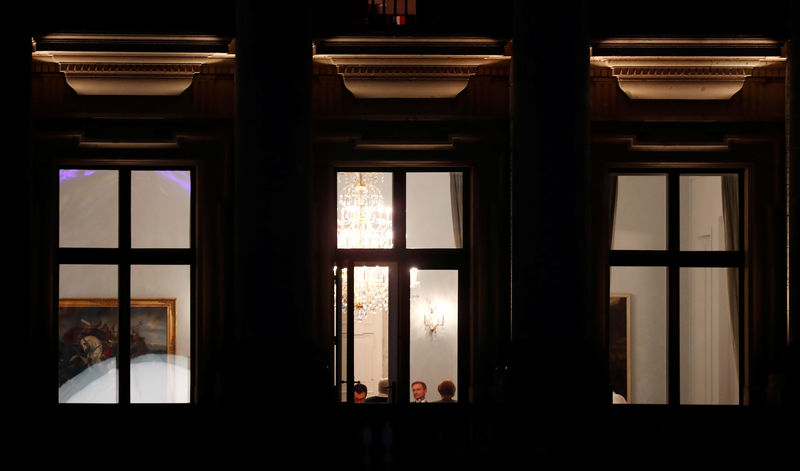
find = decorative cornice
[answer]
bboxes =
[590,56,785,100]
[313,55,509,99]
[32,51,235,95]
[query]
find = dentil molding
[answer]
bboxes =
[590,39,786,100]
[590,56,786,100]
[313,55,510,99]
[32,51,235,96]
[32,35,234,96]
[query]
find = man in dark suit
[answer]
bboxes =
[411,381,427,403]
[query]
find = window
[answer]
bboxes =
[366,0,417,26]
[334,169,467,403]
[609,169,743,405]
[58,167,194,404]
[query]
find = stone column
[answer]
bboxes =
[510,0,602,412]
[232,0,325,405]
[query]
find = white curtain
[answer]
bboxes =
[721,175,740,378]
[450,173,463,248]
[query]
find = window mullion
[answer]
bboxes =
[346,259,355,403]
[668,170,680,405]
[118,169,131,405]
[394,171,406,250]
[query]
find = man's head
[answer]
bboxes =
[378,378,389,395]
[411,381,427,401]
[437,380,456,400]
[354,383,367,403]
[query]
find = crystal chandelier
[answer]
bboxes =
[354,266,388,322]
[337,172,392,322]
[337,172,392,249]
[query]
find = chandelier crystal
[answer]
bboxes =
[337,172,392,249]
[337,172,393,322]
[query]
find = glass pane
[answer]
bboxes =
[680,175,739,251]
[59,169,118,248]
[610,266,668,404]
[131,171,191,248]
[611,175,667,250]
[409,269,458,403]
[58,265,118,403]
[680,268,740,405]
[130,265,191,403]
[337,172,393,248]
[407,172,463,248]
[353,266,389,403]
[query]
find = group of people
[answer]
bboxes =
[353,379,456,403]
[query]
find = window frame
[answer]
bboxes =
[55,162,197,404]
[332,166,470,404]
[608,166,745,405]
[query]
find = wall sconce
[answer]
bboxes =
[424,304,444,334]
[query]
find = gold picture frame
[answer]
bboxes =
[58,298,177,386]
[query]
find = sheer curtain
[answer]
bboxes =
[721,175,740,377]
[609,175,618,248]
[450,172,463,248]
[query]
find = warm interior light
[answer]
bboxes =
[338,172,393,322]
[337,172,392,249]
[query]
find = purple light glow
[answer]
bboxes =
[59,169,190,194]
[59,169,98,183]
[157,170,191,194]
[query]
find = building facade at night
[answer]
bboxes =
[19,0,799,464]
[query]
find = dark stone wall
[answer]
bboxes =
[231,0,327,406]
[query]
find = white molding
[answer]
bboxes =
[314,55,509,99]
[591,56,786,100]
[32,51,234,96]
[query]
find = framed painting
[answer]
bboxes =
[609,294,631,403]
[58,298,176,386]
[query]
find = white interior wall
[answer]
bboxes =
[613,175,666,250]
[60,170,119,248]
[409,269,459,402]
[131,170,191,248]
[407,173,456,248]
[610,267,668,404]
[353,267,389,398]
